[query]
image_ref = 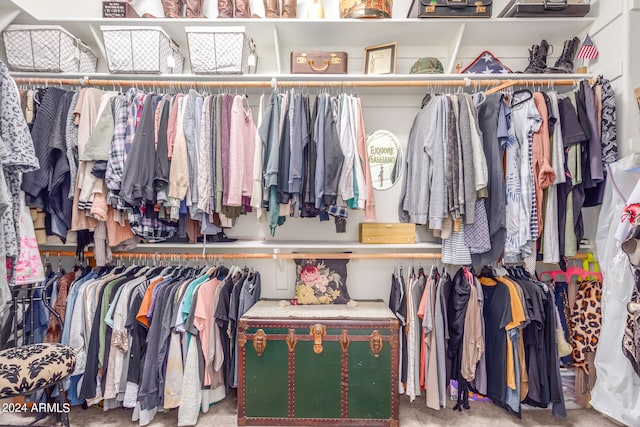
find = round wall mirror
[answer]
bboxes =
[366,130,403,190]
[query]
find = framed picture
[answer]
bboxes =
[364,42,397,75]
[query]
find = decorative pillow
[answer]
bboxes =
[294,259,350,304]
[462,51,512,74]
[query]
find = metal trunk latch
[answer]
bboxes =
[310,324,327,354]
[475,1,486,13]
[339,329,350,353]
[370,330,383,357]
[253,329,267,357]
[286,329,298,353]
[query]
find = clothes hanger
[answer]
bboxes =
[538,269,565,282]
[480,265,496,279]
[510,88,533,108]
[582,252,603,281]
[565,265,603,282]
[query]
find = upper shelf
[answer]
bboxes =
[3,13,596,78]
[8,16,595,50]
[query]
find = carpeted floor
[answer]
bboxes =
[1,394,620,427]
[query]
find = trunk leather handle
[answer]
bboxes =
[310,324,327,354]
[370,330,383,357]
[339,329,350,353]
[253,329,267,357]
[286,328,298,352]
[307,60,330,72]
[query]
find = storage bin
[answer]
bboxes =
[2,25,97,73]
[186,26,257,74]
[100,26,184,74]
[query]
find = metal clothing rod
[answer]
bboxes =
[12,77,592,90]
[40,250,590,261]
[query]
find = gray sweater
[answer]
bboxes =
[458,95,477,225]
[400,96,448,226]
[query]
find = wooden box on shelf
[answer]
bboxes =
[359,223,416,244]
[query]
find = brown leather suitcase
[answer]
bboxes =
[290,51,348,74]
[498,0,589,17]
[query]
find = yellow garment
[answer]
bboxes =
[496,277,526,391]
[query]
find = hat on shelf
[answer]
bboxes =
[409,57,444,74]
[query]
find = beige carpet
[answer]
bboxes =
[1,394,620,427]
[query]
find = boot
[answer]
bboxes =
[217,0,233,17]
[281,0,296,17]
[545,37,580,74]
[234,0,252,17]
[263,0,280,17]
[186,0,207,17]
[521,39,549,73]
[162,0,183,17]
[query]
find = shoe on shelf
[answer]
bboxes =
[520,39,550,73]
[545,37,580,74]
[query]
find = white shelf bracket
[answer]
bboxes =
[447,23,466,74]
[88,23,107,68]
[273,24,281,75]
[0,9,20,33]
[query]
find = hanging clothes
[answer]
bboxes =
[45,260,263,426]
[400,82,612,268]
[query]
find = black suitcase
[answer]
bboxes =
[418,0,492,18]
[498,0,589,17]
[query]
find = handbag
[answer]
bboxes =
[418,0,492,18]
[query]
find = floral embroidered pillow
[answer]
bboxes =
[294,259,350,304]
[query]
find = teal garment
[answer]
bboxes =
[180,275,210,323]
[347,169,359,209]
[269,185,286,236]
[179,275,209,352]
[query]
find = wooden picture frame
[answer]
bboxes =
[364,42,397,75]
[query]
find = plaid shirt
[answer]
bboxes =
[107,89,146,210]
[128,207,177,243]
[105,93,128,192]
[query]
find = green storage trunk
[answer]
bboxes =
[238,300,399,426]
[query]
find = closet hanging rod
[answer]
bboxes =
[12,77,593,90]
[42,251,442,260]
[41,250,591,261]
